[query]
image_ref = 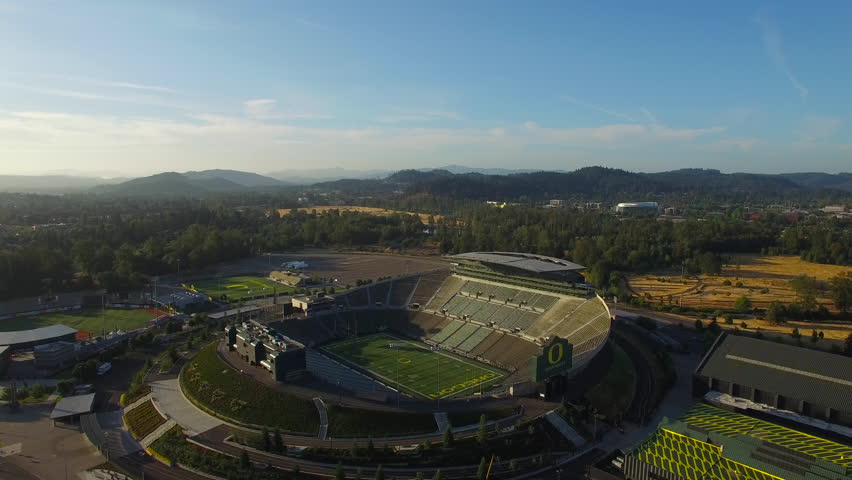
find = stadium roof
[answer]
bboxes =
[628,403,852,480]
[0,324,77,347]
[696,334,852,414]
[450,252,585,273]
[50,393,95,419]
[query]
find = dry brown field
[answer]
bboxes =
[276,206,441,224]
[626,255,851,312]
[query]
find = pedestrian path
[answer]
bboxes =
[149,379,222,436]
[313,397,328,440]
[545,411,586,447]
[122,392,154,413]
[141,419,177,448]
[434,412,449,433]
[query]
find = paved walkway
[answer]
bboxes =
[434,412,449,432]
[313,397,328,440]
[149,379,222,436]
[96,410,143,457]
[545,410,586,447]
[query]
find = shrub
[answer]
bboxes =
[722,280,732,286]
[735,281,744,288]
[740,321,748,329]
[124,400,166,440]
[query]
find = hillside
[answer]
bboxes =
[0,175,123,194]
[183,169,284,187]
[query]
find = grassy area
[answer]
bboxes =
[191,275,294,301]
[0,308,158,333]
[180,343,319,434]
[125,400,166,440]
[321,333,506,399]
[327,405,437,437]
[585,343,636,420]
[627,255,849,312]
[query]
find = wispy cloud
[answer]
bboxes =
[296,17,330,30]
[377,109,463,123]
[640,107,657,124]
[243,98,332,120]
[796,115,841,144]
[755,16,808,99]
[561,96,637,123]
[8,73,177,93]
[0,82,187,109]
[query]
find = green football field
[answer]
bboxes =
[191,275,293,301]
[321,333,506,399]
[0,308,159,334]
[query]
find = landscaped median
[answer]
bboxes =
[326,405,438,438]
[124,400,167,440]
[180,342,320,435]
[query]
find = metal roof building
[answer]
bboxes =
[50,393,95,421]
[451,252,585,273]
[0,324,77,350]
[694,334,852,426]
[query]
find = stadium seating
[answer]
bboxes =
[457,326,491,352]
[409,271,452,306]
[470,330,504,357]
[270,314,340,345]
[387,277,419,307]
[346,287,369,308]
[306,349,392,393]
[424,276,467,311]
[429,319,464,343]
[367,281,391,305]
[479,334,541,368]
[442,322,479,348]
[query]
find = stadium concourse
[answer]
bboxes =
[269,251,613,400]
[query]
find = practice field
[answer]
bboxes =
[321,333,506,399]
[0,308,159,333]
[192,275,293,301]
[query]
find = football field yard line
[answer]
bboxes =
[322,332,506,399]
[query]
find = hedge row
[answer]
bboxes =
[327,405,437,437]
[180,343,319,434]
[125,400,166,440]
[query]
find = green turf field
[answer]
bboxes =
[191,275,293,301]
[321,333,506,399]
[0,308,159,333]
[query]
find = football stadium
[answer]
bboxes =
[268,251,613,399]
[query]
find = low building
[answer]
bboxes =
[291,295,336,316]
[209,306,262,324]
[50,393,96,426]
[0,345,9,376]
[0,324,77,351]
[694,333,852,426]
[34,341,78,370]
[225,321,305,381]
[615,202,659,215]
[269,271,306,287]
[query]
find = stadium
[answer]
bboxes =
[266,251,613,400]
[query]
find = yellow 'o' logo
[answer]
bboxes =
[548,343,564,365]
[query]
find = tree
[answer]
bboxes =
[415,473,424,480]
[477,414,487,445]
[829,272,852,313]
[374,464,384,480]
[273,427,283,454]
[509,459,518,472]
[477,457,487,480]
[442,426,454,448]
[694,319,704,331]
[261,426,270,451]
[790,275,820,312]
[239,449,250,469]
[791,328,800,339]
[845,333,852,357]
[367,435,375,456]
[432,470,442,480]
[335,462,345,480]
[765,302,783,325]
[733,296,752,313]
[811,330,819,343]
[350,441,359,458]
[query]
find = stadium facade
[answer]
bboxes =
[269,251,612,398]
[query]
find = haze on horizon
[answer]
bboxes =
[1,1,851,177]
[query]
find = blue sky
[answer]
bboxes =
[1,1,850,176]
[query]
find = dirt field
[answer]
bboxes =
[277,206,442,224]
[213,251,449,287]
[626,255,851,312]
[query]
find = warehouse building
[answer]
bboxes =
[693,334,852,427]
[0,324,77,351]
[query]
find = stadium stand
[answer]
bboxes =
[409,270,451,306]
[270,315,339,345]
[430,319,464,343]
[306,349,392,393]
[346,287,369,308]
[624,403,852,480]
[479,334,541,368]
[470,330,504,357]
[442,322,479,348]
[367,281,391,305]
[457,326,492,352]
[387,277,419,307]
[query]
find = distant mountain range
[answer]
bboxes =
[0,166,850,199]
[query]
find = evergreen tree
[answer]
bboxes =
[432,470,442,480]
[477,414,487,445]
[374,464,384,480]
[239,449,250,469]
[442,426,454,448]
[477,457,487,480]
[261,426,270,451]
[273,427,283,454]
[335,461,345,480]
